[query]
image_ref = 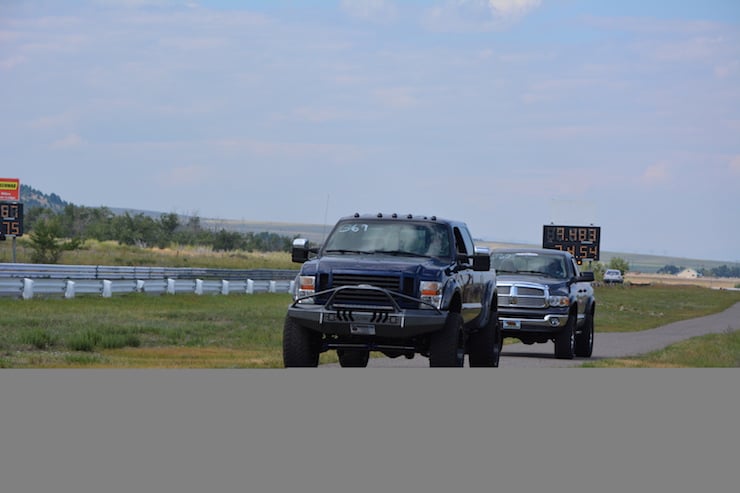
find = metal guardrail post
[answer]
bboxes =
[65,280,76,299]
[23,278,33,300]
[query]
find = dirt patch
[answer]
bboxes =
[625,273,740,290]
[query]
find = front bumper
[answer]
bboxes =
[498,308,570,334]
[287,285,447,339]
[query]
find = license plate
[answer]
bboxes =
[502,320,520,329]
[350,324,376,335]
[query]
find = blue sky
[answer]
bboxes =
[2,0,739,262]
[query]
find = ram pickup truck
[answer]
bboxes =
[283,213,501,367]
[491,248,595,359]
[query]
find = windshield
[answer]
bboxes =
[323,220,452,258]
[492,252,570,280]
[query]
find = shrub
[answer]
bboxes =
[66,330,103,352]
[20,329,59,349]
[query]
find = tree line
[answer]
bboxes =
[658,264,740,279]
[24,205,295,263]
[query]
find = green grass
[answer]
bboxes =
[582,330,740,367]
[593,284,740,332]
[0,292,340,368]
[0,284,739,368]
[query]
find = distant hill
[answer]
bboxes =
[16,184,737,273]
[19,184,69,213]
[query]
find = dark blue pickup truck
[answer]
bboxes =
[283,213,501,367]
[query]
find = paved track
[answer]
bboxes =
[322,302,740,367]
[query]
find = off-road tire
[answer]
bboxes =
[429,312,465,367]
[554,315,575,360]
[468,309,501,367]
[575,309,594,358]
[283,316,321,367]
[337,349,370,367]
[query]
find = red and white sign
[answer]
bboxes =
[0,178,20,201]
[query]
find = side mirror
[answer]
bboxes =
[472,246,491,272]
[578,271,595,282]
[291,238,310,263]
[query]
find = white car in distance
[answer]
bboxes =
[603,269,624,284]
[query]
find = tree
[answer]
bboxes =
[609,257,630,274]
[657,264,681,275]
[590,262,606,281]
[212,229,243,251]
[27,218,80,264]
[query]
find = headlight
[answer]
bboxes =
[548,295,570,307]
[295,275,316,303]
[420,281,442,309]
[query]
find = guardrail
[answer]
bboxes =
[0,263,300,300]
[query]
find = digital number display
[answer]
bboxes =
[1,202,23,237]
[542,224,600,261]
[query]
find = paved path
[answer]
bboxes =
[322,302,740,367]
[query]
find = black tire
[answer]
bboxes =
[337,349,370,367]
[468,309,501,367]
[429,312,465,367]
[283,316,320,367]
[554,314,575,360]
[575,310,594,358]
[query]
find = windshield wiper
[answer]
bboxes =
[324,249,371,255]
[374,250,429,258]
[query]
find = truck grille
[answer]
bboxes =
[318,274,415,308]
[498,283,547,309]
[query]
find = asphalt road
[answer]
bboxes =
[322,302,740,367]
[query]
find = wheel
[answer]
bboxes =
[468,309,501,367]
[283,316,320,367]
[575,310,594,358]
[429,312,465,367]
[554,314,575,360]
[337,349,370,367]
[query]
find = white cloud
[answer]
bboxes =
[488,0,542,20]
[423,0,541,31]
[158,165,209,187]
[50,133,85,149]
[340,0,399,24]
[373,87,418,108]
[29,113,76,129]
[274,106,346,124]
[0,55,27,70]
[640,162,670,185]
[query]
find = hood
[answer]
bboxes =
[496,273,570,294]
[302,253,450,278]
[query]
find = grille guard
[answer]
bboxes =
[292,284,441,313]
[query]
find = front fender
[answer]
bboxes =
[441,279,461,312]
[474,280,497,329]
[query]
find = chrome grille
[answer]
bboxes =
[498,283,547,309]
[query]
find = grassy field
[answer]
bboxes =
[1,284,739,368]
[1,239,298,270]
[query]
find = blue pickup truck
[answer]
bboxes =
[283,213,501,367]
